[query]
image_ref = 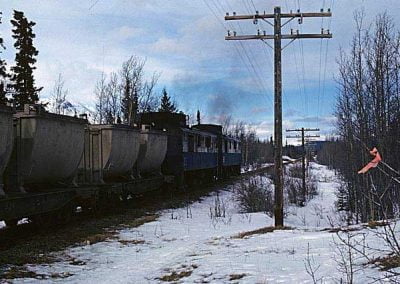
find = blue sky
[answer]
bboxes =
[0,0,399,140]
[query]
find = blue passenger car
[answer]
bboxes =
[182,128,218,171]
[140,112,242,186]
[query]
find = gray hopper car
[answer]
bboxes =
[136,128,168,176]
[79,124,140,183]
[6,104,87,192]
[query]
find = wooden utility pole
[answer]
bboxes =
[286,128,320,205]
[225,7,332,226]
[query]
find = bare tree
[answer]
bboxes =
[119,56,145,125]
[327,11,400,222]
[104,72,120,124]
[50,73,69,114]
[95,72,107,123]
[139,71,160,112]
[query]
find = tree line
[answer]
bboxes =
[0,10,179,121]
[92,56,178,125]
[318,11,400,223]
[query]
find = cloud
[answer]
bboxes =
[293,115,336,126]
[150,37,189,54]
[251,106,269,114]
[285,108,301,117]
[111,26,144,41]
[0,0,397,141]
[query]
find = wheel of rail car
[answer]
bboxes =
[4,219,18,227]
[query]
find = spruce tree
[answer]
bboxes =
[158,87,176,113]
[10,10,42,109]
[0,11,8,105]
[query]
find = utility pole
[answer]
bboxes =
[286,128,320,205]
[225,7,332,226]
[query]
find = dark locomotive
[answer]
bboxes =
[0,104,241,227]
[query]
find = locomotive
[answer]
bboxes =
[0,104,241,227]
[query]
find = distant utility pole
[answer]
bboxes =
[225,7,332,226]
[286,128,320,206]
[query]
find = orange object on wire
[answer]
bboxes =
[358,147,382,174]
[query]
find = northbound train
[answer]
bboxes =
[0,104,241,227]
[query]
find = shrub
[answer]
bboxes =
[235,177,273,216]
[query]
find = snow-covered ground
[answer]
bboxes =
[8,163,399,283]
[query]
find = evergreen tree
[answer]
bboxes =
[158,87,176,113]
[0,11,8,105]
[10,10,42,109]
[197,110,201,124]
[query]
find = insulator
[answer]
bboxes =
[257,29,260,35]
[291,29,293,35]
[226,12,229,16]
[320,8,324,12]
[297,9,300,13]
[321,28,324,34]
[227,30,231,36]
[233,12,236,16]
[263,30,266,36]
[256,10,259,15]
[328,8,331,12]
[296,30,299,35]
[233,31,237,36]
[327,29,330,34]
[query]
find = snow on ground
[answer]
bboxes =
[9,163,396,283]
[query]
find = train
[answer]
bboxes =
[0,104,241,227]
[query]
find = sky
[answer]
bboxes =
[0,0,399,141]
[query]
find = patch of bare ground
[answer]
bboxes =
[118,239,146,245]
[0,212,158,274]
[322,226,362,233]
[229,273,247,281]
[157,264,198,282]
[368,254,400,271]
[366,220,390,229]
[232,226,292,239]
[322,221,389,233]
[1,266,73,280]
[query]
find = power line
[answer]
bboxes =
[225,6,332,227]
[89,0,101,10]
[203,0,273,111]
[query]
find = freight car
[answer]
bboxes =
[0,105,168,227]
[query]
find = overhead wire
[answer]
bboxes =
[295,0,309,127]
[248,0,294,116]
[215,0,274,109]
[234,1,274,102]
[316,0,327,129]
[202,0,273,111]
[284,0,305,125]
[319,0,334,130]
[236,0,292,114]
